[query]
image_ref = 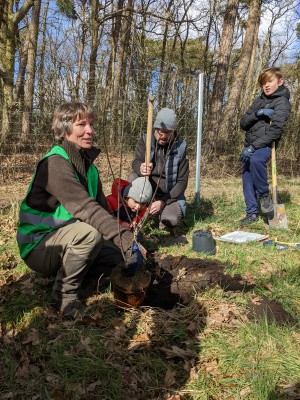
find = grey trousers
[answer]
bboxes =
[24,221,123,299]
[160,201,183,228]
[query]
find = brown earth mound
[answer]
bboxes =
[143,254,256,309]
[133,254,296,326]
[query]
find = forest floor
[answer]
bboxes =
[0,153,300,399]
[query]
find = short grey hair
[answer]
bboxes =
[52,102,94,143]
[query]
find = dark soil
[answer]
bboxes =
[133,254,296,326]
[247,296,297,326]
[144,254,255,309]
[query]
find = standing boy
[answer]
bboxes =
[239,67,291,225]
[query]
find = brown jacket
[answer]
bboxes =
[26,140,133,251]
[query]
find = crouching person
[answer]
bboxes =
[128,108,189,231]
[16,102,137,319]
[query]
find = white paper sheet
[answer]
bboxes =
[214,231,268,243]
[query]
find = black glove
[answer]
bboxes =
[256,108,274,120]
[122,242,144,277]
[240,145,255,163]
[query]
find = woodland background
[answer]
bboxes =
[0,0,300,179]
[1,2,300,398]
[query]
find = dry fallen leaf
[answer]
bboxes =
[250,295,262,305]
[174,267,187,281]
[45,373,62,385]
[80,335,93,353]
[19,277,34,289]
[165,395,183,400]
[22,328,40,345]
[128,332,150,350]
[15,354,30,378]
[239,386,252,397]
[199,358,221,377]
[160,345,198,359]
[112,318,124,329]
[87,380,102,392]
[278,381,300,396]
[164,369,176,387]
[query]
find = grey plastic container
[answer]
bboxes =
[192,230,216,255]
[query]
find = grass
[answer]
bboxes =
[0,170,300,399]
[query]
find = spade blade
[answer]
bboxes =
[268,204,288,229]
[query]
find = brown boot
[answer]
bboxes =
[52,294,85,319]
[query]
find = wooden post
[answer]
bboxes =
[145,96,155,173]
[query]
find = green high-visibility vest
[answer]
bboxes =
[17,146,99,259]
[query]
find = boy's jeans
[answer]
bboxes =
[242,146,271,215]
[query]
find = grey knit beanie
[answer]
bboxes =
[123,177,153,203]
[153,108,177,131]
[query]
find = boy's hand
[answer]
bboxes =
[256,108,274,120]
[240,145,255,163]
[121,221,131,229]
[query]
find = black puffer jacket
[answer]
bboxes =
[240,85,291,149]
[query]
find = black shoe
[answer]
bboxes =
[259,193,274,214]
[239,214,258,226]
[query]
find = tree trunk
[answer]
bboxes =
[163,0,192,107]
[0,0,34,140]
[37,0,50,116]
[14,32,28,107]
[87,0,100,105]
[249,4,288,104]
[21,0,42,139]
[219,0,261,150]
[241,19,259,109]
[105,0,124,90]
[102,0,124,143]
[207,0,239,154]
[1,0,15,139]
[110,0,134,144]
[158,0,174,108]
[134,1,151,136]
[74,2,87,101]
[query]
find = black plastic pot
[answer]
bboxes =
[192,230,216,255]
